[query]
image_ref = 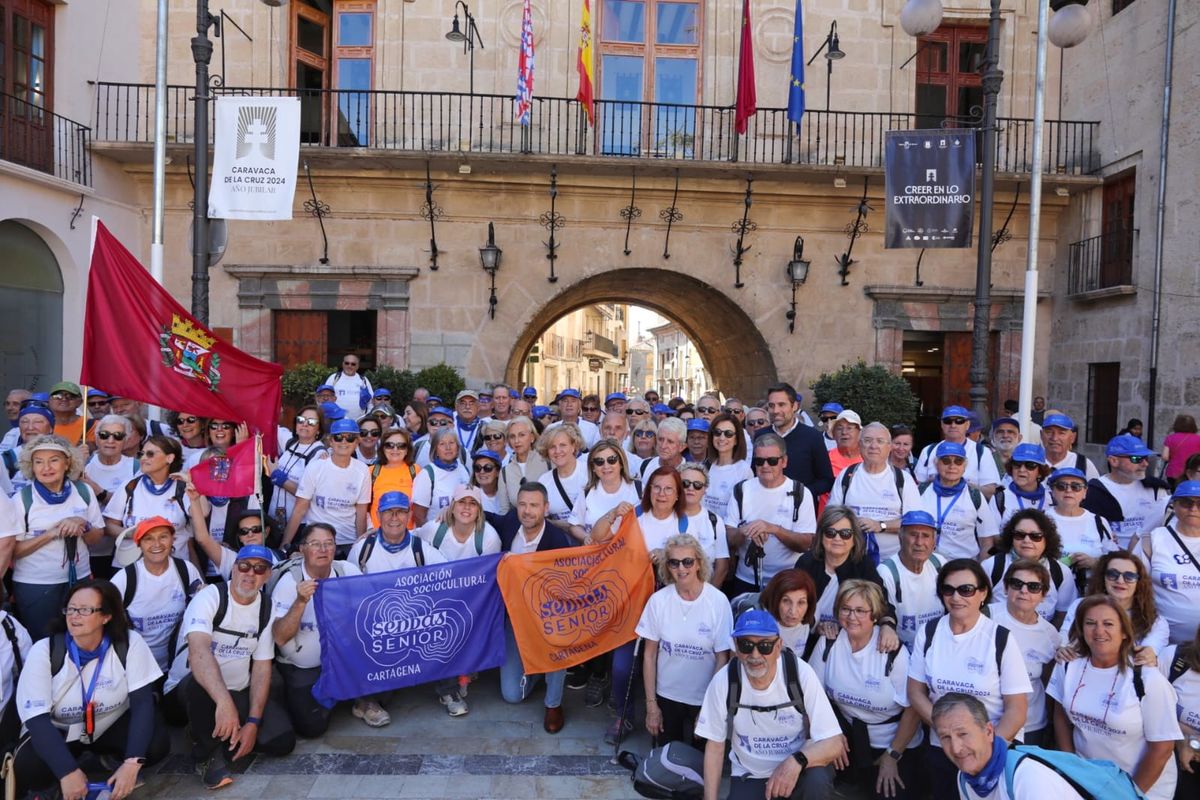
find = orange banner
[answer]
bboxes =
[497,514,654,674]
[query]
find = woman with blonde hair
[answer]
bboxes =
[497,416,548,514]
[534,423,587,534]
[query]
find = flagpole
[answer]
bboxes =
[151,0,168,286]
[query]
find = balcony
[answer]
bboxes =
[1068,227,1138,298]
[585,332,620,360]
[92,83,1100,176]
[1,92,92,187]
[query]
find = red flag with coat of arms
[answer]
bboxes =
[189,437,259,498]
[81,222,283,455]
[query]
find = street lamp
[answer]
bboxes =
[1047,1,1093,48]
[479,222,502,319]
[786,236,810,334]
[446,1,485,97]
[806,21,845,111]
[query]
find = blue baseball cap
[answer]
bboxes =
[522,387,537,398]
[935,441,967,459]
[428,406,454,418]
[1042,413,1076,431]
[941,405,970,420]
[330,419,359,435]
[1173,480,1200,499]
[557,388,581,400]
[532,405,551,419]
[901,510,937,529]
[966,412,983,435]
[1010,443,1046,465]
[87,389,110,399]
[473,448,503,465]
[509,389,521,399]
[605,392,626,406]
[373,388,391,399]
[652,403,674,415]
[820,402,844,415]
[686,418,710,433]
[315,384,336,395]
[479,391,493,400]
[377,491,411,512]
[991,416,1020,431]
[1048,467,1087,484]
[235,544,273,564]
[732,609,780,638]
[427,395,443,406]
[319,401,345,421]
[1105,434,1155,458]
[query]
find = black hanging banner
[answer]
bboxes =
[884,129,976,249]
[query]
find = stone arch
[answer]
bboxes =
[505,268,778,400]
[0,219,64,391]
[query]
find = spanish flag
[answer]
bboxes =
[576,0,595,125]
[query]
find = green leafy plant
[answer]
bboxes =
[281,361,332,405]
[366,365,418,405]
[415,363,466,404]
[810,360,919,428]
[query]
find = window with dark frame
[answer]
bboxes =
[1099,170,1136,288]
[1086,363,1120,444]
[289,0,375,146]
[914,24,987,130]
[1112,0,1138,15]
[0,0,54,174]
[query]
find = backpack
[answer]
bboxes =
[620,741,704,800]
[976,745,1147,800]
[1,449,17,480]
[918,481,983,514]
[922,617,1009,678]
[357,531,426,572]
[431,521,485,556]
[725,646,807,742]
[120,558,199,661]
[121,476,188,522]
[20,481,94,586]
[730,478,805,526]
[1166,649,1194,685]
[839,462,906,501]
[817,634,900,675]
[173,583,272,661]
[635,507,690,535]
[282,437,327,468]
[2,615,23,684]
[880,553,943,604]
[989,554,1065,595]
[266,556,351,595]
[49,631,130,675]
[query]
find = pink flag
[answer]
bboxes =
[190,438,258,498]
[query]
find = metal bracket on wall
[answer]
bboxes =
[659,169,684,260]
[836,176,871,286]
[539,165,566,282]
[302,161,331,265]
[991,182,1020,252]
[69,193,85,230]
[730,175,756,289]
[619,169,641,256]
[419,161,445,271]
[914,248,926,287]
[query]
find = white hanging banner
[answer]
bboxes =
[208,96,300,220]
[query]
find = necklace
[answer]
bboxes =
[1068,659,1121,726]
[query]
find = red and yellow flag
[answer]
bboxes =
[576,0,595,125]
[497,513,654,674]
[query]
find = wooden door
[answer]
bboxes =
[942,332,1001,415]
[274,310,327,369]
[1100,173,1135,287]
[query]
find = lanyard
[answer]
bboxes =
[68,636,110,741]
[935,488,965,537]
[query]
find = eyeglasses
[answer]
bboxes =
[1052,481,1086,492]
[303,540,336,550]
[582,406,600,412]
[819,415,837,423]
[238,525,264,536]
[1006,577,1045,594]
[943,417,968,426]
[651,484,676,494]
[473,463,497,473]
[51,391,78,401]
[626,409,648,416]
[822,527,854,540]
[359,429,382,438]
[723,407,744,416]
[87,400,110,408]
[236,561,271,575]
[746,418,768,428]
[1011,461,1042,471]
[1011,530,1045,542]
[1104,568,1140,584]
[939,456,966,466]
[634,430,655,439]
[1174,497,1200,510]
[96,431,127,441]
[209,422,235,431]
[667,557,696,569]
[838,606,873,618]
[296,416,319,427]
[735,638,779,656]
[1125,455,1148,464]
[343,361,358,366]
[681,479,707,490]
[138,449,161,459]
[383,441,408,451]
[712,428,737,439]
[939,583,982,598]
[482,433,506,442]
[428,419,452,428]
[63,605,103,617]
[751,456,782,468]
[697,406,719,415]
[591,454,621,467]
[331,434,358,443]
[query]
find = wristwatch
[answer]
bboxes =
[1189,735,1200,751]
[880,521,888,531]
[791,751,808,772]
[886,748,904,762]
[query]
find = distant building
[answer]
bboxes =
[627,336,656,395]
[649,321,709,400]
[524,304,627,397]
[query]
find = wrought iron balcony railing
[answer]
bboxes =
[1068,226,1138,296]
[1,91,92,186]
[92,82,1100,176]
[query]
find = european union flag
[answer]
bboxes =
[787,1,806,124]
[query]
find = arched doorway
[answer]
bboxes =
[0,220,63,392]
[505,268,778,400]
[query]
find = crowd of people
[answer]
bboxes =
[0,372,1198,800]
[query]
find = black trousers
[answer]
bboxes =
[11,708,169,795]
[654,695,701,748]
[727,764,834,800]
[275,662,333,739]
[178,673,296,761]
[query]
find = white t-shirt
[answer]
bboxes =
[982,554,1077,622]
[990,484,1048,527]
[811,628,921,750]
[684,508,731,567]
[0,491,19,539]
[346,531,450,574]
[918,483,1000,560]
[1096,476,1170,550]
[270,560,363,668]
[695,654,842,778]
[295,458,372,545]
[634,583,733,706]
[638,511,686,554]
[1059,598,1171,655]
[1145,525,1200,644]
[987,605,1060,732]
[16,630,162,742]
[704,461,754,522]
[324,370,372,418]
[410,463,471,516]
[104,477,193,564]
[567,482,640,535]
[536,465,588,522]
[1046,508,1114,562]
[111,558,205,671]
[164,585,276,694]
[724,478,816,587]
[830,463,922,562]
[14,483,105,585]
[84,455,140,556]
[269,440,327,522]
[878,555,945,651]
[914,441,1002,488]
[908,614,1033,746]
[546,418,600,450]
[0,611,32,710]
[1159,644,1200,735]
[413,519,501,561]
[778,621,810,654]
[1047,658,1182,800]
[1045,452,1100,482]
[959,758,1086,800]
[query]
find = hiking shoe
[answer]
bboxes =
[565,666,588,690]
[603,717,633,745]
[439,691,469,717]
[584,674,610,708]
[199,752,234,790]
[353,699,391,728]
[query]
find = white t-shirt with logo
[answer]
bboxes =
[917,484,1000,560]
[1145,525,1200,644]
[0,611,32,711]
[1046,508,1115,562]
[295,458,372,546]
[346,532,449,574]
[724,479,816,587]
[16,630,161,743]
[683,508,731,567]
[14,484,105,585]
[1158,644,1200,736]
[535,466,588,523]
[84,455,139,557]
[324,370,371,419]
[704,461,754,522]
[104,478,193,563]
[413,520,502,561]
[695,654,842,778]
[1096,476,1169,550]
[908,614,1032,746]
[914,441,1002,487]
[0,491,19,539]
[987,604,1060,732]
[634,583,733,706]
[637,511,685,554]
[410,463,471,516]
[829,463,922,562]
[270,561,362,669]
[164,585,276,694]
[877,555,945,651]
[567,482,640,535]
[982,554,1077,623]
[1047,658,1181,800]
[111,558,205,671]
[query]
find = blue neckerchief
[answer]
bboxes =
[963,736,1008,798]
[68,633,111,739]
[68,635,110,667]
[455,417,479,433]
[377,531,412,553]
[208,496,230,507]
[141,475,174,496]
[33,479,72,505]
[931,477,966,498]
[1010,482,1045,510]
[432,458,458,472]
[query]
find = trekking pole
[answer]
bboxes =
[611,637,642,763]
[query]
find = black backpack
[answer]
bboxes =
[122,476,188,521]
[49,631,130,675]
[730,478,806,526]
[356,531,426,572]
[922,618,1009,678]
[839,462,906,502]
[2,615,24,684]
[725,646,807,741]
[174,583,272,661]
[989,554,1066,595]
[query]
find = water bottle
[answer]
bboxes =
[86,782,112,800]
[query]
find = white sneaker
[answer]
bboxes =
[439,692,469,717]
[353,699,391,727]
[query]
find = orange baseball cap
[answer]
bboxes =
[133,516,175,543]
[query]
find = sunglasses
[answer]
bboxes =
[96,431,127,441]
[483,433,506,442]
[697,406,719,414]
[712,429,737,439]
[939,583,982,598]
[428,419,452,427]
[1011,530,1045,542]
[819,415,837,423]
[473,463,497,473]
[943,417,968,425]
[359,429,382,438]
[591,455,621,467]
[1011,461,1042,471]
[1052,482,1086,492]
[87,400,110,407]
[176,415,199,425]
[751,456,782,468]
[667,557,696,569]
[582,406,600,412]
[296,416,319,427]
[1174,497,1200,510]
[681,479,707,490]
[634,430,655,438]
[1104,568,1139,583]
[343,361,358,366]
[626,409,648,416]
[51,391,79,401]
[238,525,264,536]
[822,527,854,540]
[331,434,358,443]
[1125,455,1148,464]
[735,638,779,656]
[236,561,271,575]
[209,422,235,431]
[723,407,744,415]
[383,441,408,450]
[1006,577,1045,594]
[746,418,768,428]
[939,456,966,466]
